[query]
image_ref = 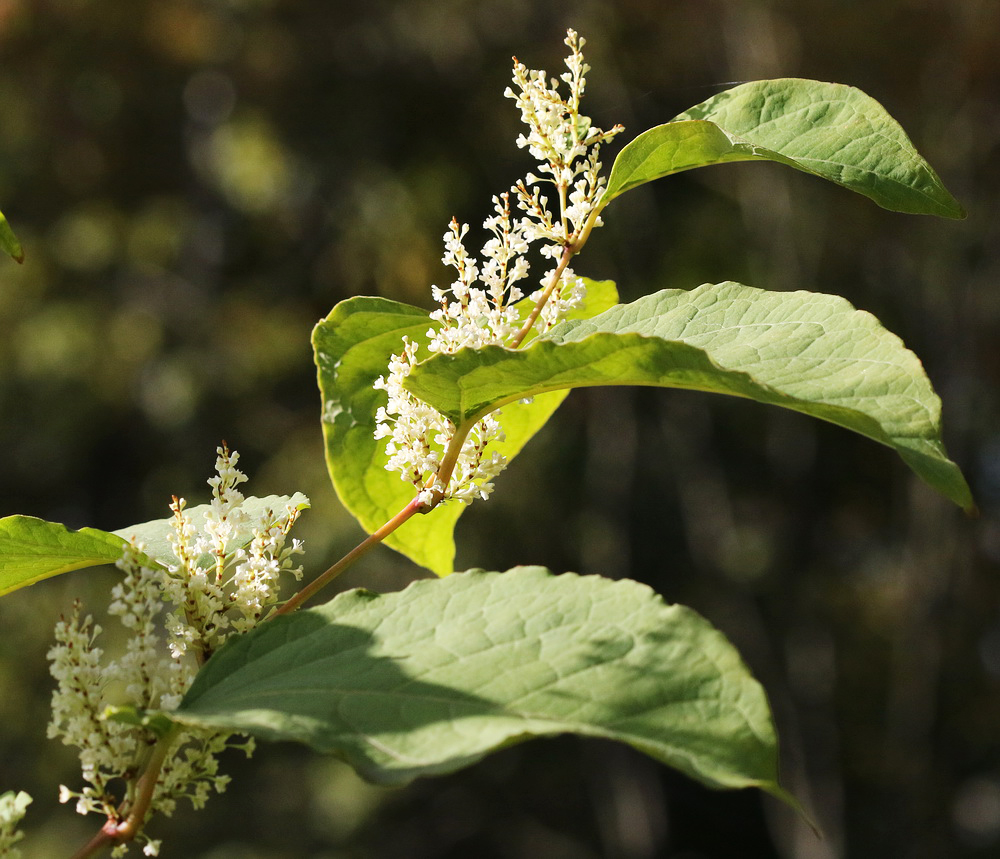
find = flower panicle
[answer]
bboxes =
[373,29,618,506]
[47,447,306,855]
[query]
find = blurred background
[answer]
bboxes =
[1,0,998,856]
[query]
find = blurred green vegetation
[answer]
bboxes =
[1,0,998,857]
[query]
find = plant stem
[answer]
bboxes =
[574,197,607,251]
[509,244,575,349]
[273,495,426,615]
[69,726,181,859]
[422,419,476,507]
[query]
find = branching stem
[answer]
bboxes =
[70,725,181,859]
[509,244,575,349]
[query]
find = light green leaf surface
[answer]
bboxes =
[405,282,972,510]
[0,517,141,597]
[313,281,618,576]
[0,208,23,263]
[0,494,309,598]
[173,566,795,803]
[604,78,964,218]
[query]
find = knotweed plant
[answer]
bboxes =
[0,28,972,858]
[45,447,304,856]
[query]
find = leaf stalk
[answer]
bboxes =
[274,494,426,615]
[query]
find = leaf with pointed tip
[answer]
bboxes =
[0,208,23,263]
[171,566,799,808]
[313,281,619,576]
[405,282,972,510]
[604,78,964,219]
[0,494,309,598]
[0,517,146,597]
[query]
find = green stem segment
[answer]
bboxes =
[70,726,182,859]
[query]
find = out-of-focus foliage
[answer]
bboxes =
[0,1,998,857]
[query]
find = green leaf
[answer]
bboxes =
[404,282,972,510]
[114,493,311,570]
[0,517,140,597]
[0,208,23,263]
[313,280,619,576]
[0,494,309,598]
[604,78,964,219]
[105,705,177,738]
[172,566,796,804]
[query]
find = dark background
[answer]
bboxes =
[1,1,998,857]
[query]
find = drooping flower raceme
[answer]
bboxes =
[46,447,306,857]
[374,30,622,507]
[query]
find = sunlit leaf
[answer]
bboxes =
[0,494,309,598]
[0,517,141,597]
[313,281,618,576]
[604,78,964,218]
[405,282,972,510]
[172,566,798,806]
[114,493,311,569]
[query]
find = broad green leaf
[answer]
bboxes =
[313,280,618,576]
[604,78,964,219]
[0,208,23,263]
[172,566,796,804]
[405,282,972,510]
[113,493,311,570]
[0,517,144,597]
[0,494,309,598]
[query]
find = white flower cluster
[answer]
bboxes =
[374,339,507,506]
[46,447,306,856]
[162,446,305,658]
[373,30,621,506]
[507,29,623,251]
[0,791,31,859]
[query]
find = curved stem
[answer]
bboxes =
[509,244,575,349]
[69,828,113,859]
[70,726,182,859]
[422,419,476,507]
[574,197,607,251]
[112,728,179,842]
[273,495,426,616]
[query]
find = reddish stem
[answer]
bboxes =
[273,495,426,616]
